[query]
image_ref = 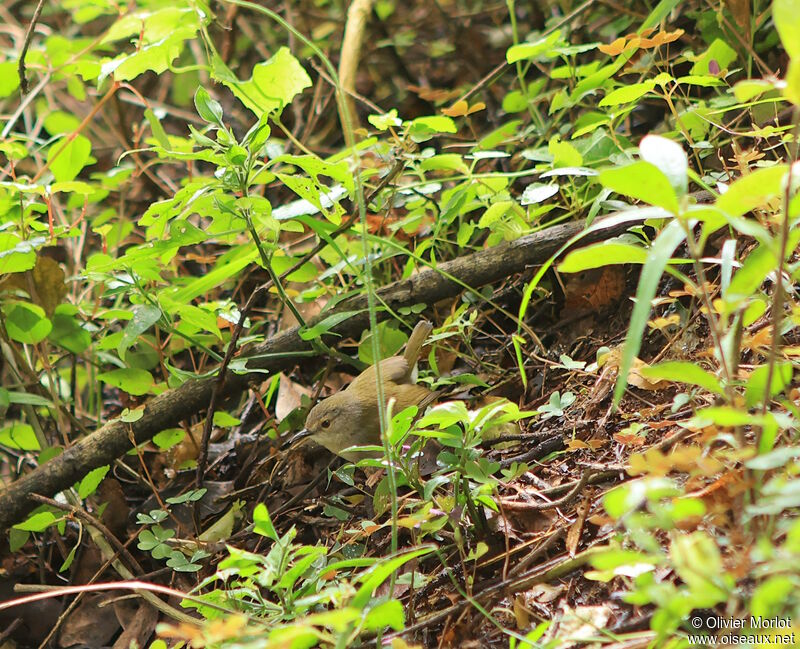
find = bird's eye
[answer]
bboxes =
[321,419,330,429]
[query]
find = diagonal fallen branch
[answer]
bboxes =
[0,213,642,531]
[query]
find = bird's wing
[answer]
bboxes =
[388,384,437,411]
[378,356,412,383]
[349,356,410,392]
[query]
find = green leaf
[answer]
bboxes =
[77,465,110,499]
[745,446,800,471]
[368,109,401,131]
[300,310,363,341]
[49,308,91,354]
[420,154,469,174]
[639,135,687,197]
[0,234,37,274]
[119,304,161,358]
[0,61,20,97]
[773,0,800,60]
[0,423,41,451]
[98,368,154,396]
[166,488,206,504]
[599,81,655,107]
[745,362,793,408]
[694,406,755,427]
[733,79,777,102]
[3,302,52,344]
[407,116,457,142]
[363,599,405,631]
[690,38,737,75]
[48,135,92,183]
[506,30,562,63]
[785,58,800,105]
[144,108,171,149]
[639,361,724,395]
[559,241,648,271]
[253,503,278,541]
[520,183,559,205]
[599,161,679,213]
[153,428,185,449]
[216,48,312,117]
[9,528,29,552]
[359,321,407,365]
[614,220,686,404]
[14,511,58,532]
[3,391,52,407]
[725,244,773,300]
[352,547,433,608]
[716,165,787,218]
[194,87,224,126]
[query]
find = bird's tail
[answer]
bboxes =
[403,320,433,366]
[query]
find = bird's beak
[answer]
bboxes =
[281,428,312,450]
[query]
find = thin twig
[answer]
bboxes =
[17,0,46,93]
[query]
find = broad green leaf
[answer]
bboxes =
[359,322,409,365]
[599,161,679,213]
[253,503,278,541]
[716,165,787,218]
[407,115,457,142]
[420,154,469,174]
[733,79,777,102]
[217,48,312,117]
[774,0,800,60]
[98,368,154,396]
[3,391,52,407]
[690,38,737,75]
[48,135,92,183]
[119,304,162,358]
[153,428,185,449]
[352,547,433,608]
[368,109,401,130]
[725,244,773,300]
[0,423,40,451]
[745,362,793,408]
[559,241,648,271]
[599,81,655,107]
[77,465,110,499]
[639,135,687,197]
[745,446,800,471]
[520,183,558,205]
[0,234,37,274]
[674,75,723,87]
[14,511,57,532]
[3,302,52,344]
[363,599,404,631]
[639,361,724,395]
[786,59,800,105]
[49,309,91,353]
[144,108,171,149]
[614,220,686,404]
[101,39,184,82]
[0,61,20,97]
[194,87,224,126]
[506,30,562,63]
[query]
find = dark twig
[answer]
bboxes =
[498,469,595,511]
[17,0,46,93]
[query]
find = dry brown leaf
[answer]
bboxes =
[2,255,68,316]
[275,373,311,422]
[563,266,625,313]
[566,496,589,556]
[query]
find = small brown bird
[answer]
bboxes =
[289,321,437,462]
